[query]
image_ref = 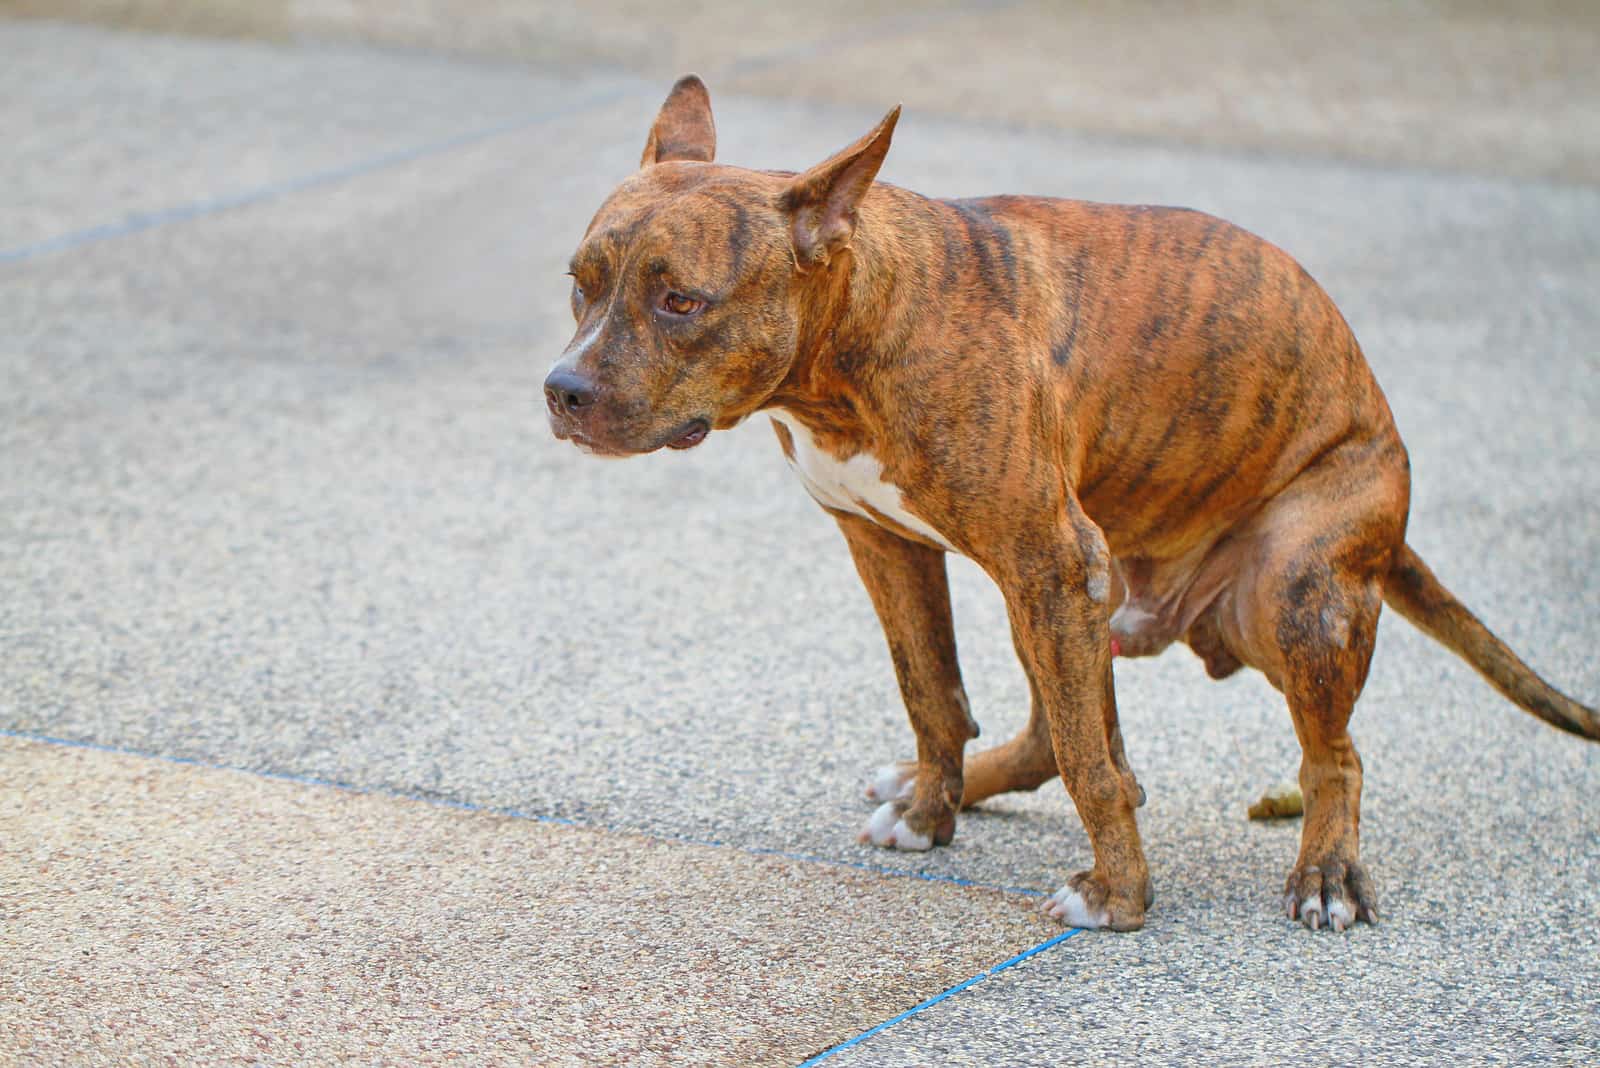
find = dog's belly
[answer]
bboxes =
[1108,537,1254,659]
[769,411,957,551]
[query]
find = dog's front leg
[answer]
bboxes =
[836,513,977,851]
[997,510,1150,931]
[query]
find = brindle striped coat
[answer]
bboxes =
[545,76,1598,933]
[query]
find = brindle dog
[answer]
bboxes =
[545,76,1599,932]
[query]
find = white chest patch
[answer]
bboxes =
[769,411,956,552]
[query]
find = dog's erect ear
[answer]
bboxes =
[640,75,716,167]
[783,106,900,268]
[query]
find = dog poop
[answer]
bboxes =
[1247,783,1304,820]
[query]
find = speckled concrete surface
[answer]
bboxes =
[0,737,1055,1066]
[12,1,1600,183]
[2,11,1598,1067]
[0,21,648,254]
[729,0,1600,185]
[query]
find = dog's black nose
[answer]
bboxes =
[544,368,599,416]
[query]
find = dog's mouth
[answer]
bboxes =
[551,416,710,456]
[665,419,710,450]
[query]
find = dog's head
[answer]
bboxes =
[545,76,899,456]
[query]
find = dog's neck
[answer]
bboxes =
[763,193,937,443]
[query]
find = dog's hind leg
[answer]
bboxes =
[1268,560,1385,932]
[958,677,1058,806]
[960,642,1144,810]
[1227,438,1407,931]
[837,514,978,851]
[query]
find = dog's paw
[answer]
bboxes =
[857,797,958,852]
[1042,870,1148,931]
[1043,884,1108,928]
[863,762,916,804]
[858,801,934,851]
[1283,858,1378,932]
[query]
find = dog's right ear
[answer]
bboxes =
[640,75,716,168]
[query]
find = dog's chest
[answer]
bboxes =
[769,411,955,551]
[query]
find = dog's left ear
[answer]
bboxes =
[641,75,716,167]
[783,105,901,268]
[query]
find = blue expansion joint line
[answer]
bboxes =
[0,1,1025,267]
[4,725,1084,1064]
[795,927,1085,1067]
[0,86,640,265]
[31,8,1010,265]
[0,727,1047,898]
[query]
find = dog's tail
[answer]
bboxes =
[1383,543,1599,740]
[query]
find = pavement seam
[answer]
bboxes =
[0,0,1022,267]
[0,81,640,265]
[794,927,1084,1067]
[0,726,1050,898]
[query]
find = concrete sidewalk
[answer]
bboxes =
[1,736,1058,1065]
[2,7,1597,1066]
[15,0,1600,182]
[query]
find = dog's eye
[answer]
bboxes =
[660,292,704,317]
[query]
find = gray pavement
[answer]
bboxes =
[2,8,1598,1066]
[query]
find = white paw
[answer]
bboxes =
[1043,885,1110,928]
[858,801,933,852]
[863,763,916,804]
